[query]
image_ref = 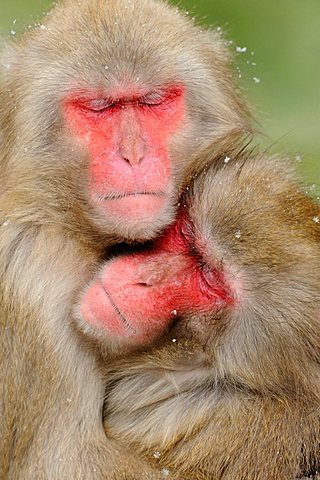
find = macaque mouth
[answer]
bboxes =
[93,190,169,222]
[101,284,136,334]
[99,191,166,201]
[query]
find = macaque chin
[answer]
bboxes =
[80,154,320,479]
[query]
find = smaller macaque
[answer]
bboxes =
[80,153,320,479]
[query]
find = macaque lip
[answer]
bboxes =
[100,191,166,201]
[101,285,136,335]
[81,280,136,337]
[95,192,169,221]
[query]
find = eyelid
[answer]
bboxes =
[139,92,166,106]
[81,98,116,111]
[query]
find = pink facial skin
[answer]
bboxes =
[80,214,233,345]
[64,86,185,223]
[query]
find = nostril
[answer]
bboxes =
[136,281,151,287]
[122,153,144,166]
[133,268,164,287]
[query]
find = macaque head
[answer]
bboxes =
[0,0,251,244]
[77,163,233,354]
[79,155,320,365]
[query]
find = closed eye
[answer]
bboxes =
[138,91,166,107]
[81,98,117,112]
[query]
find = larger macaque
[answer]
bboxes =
[81,154,320,479]
[0,0,251,478]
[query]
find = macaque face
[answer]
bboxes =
[64,85,185,228]
[79,205,234,348]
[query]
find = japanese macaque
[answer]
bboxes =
[0,0,252,478]
[82,154,320,480]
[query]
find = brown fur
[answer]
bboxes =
[104,154,320,480]
[0,0,252,478]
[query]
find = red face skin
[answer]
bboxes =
[80,214,233,345]
[64,86,185,222]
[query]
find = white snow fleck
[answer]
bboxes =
[161,468,171,477]
[236,46,247,53]
[313,216,320,224]
[171,310,178,316]
[2,221,9,227]
[224,156,231,164]
[253,77,261,84]
[235,230,241,239]
[172,339,177,343]
[153,451,161,459]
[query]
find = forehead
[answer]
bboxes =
[38,0,195,88]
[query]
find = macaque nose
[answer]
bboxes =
[133,265,165,287]
[132,253,189,288]
[120,138,146,166]
[119,110,147,166]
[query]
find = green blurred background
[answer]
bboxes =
[1,0,319,182]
